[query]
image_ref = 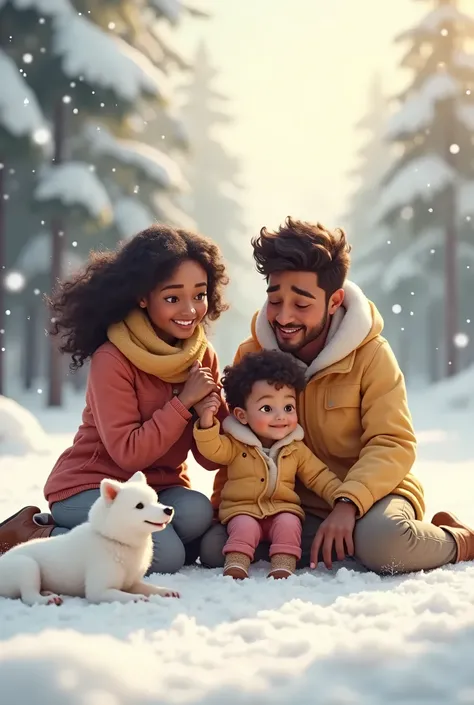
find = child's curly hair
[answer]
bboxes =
[221,350,306,410]
[47,224,229,370]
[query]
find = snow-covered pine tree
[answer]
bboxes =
[0,0,194,404]
[341,75,393,307]
[375,0,474,381]
[180,41,252,365]
[0,47,48,395]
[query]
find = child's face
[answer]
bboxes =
[234,381,298,445]
[139,260,208,344]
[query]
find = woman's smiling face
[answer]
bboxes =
[140,260,209,344]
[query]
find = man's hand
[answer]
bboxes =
[195,392,221,429]
[310,501,357,570]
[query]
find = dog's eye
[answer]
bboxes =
[135,502,144,510]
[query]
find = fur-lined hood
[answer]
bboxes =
[251,280,382,380]
[221,415,304,460]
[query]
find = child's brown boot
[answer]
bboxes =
[267,553,297,579]
[223,551,250,579]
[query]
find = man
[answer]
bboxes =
[201,217,474,573]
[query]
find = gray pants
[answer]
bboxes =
[51,486,213,574]
[200,495,457,575]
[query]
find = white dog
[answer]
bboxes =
[0,471,180,605]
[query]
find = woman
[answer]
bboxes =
[0,224,228,574]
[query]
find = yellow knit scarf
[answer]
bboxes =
[107,308,208,383]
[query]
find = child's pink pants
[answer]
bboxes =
[223,512,302,560]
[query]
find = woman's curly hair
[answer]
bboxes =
[47,224,229,370]
[221,350,306,410]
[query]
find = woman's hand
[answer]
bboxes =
[195,392,221,429]
[178,361,219,409]
[310,501,357,570]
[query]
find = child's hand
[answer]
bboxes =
[196,392,221,429]
[179,361,219,409]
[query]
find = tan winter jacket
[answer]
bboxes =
[211,281,424,520]
[194,416,342,524]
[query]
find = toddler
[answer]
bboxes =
[193,350,342,579]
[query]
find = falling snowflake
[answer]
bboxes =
[4,272,25,293]
[449,144,460,154]
[22,53,33,64]
[62,95,72,104]
[392,304,402,314]
[454,333,469,349]
[33,128,50,145]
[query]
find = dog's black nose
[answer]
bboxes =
[164,506,173,516]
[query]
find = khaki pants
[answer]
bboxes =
[200,495,457,574]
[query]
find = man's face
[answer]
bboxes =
[266,271,343,353]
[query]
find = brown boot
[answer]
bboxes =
[223,551,250,579]
[267,553,297,580]
[0,506,55,555]
[432,511,474,563]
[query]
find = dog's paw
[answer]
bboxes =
[133,595,149,603]
[162,590,180,599]
[40,591,63,606]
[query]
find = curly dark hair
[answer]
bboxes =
[221,350,306,410]
[252,216,351,299]
[47,224,229,370]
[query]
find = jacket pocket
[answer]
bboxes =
[324,384,360,410]
[323,385,362,458]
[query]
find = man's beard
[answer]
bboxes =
[273,308,329,353]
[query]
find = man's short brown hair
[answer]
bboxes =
[251,217,351,298]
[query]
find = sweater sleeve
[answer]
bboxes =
[88,350,192,473]
[333,341,417,517]
[296,443,342,506]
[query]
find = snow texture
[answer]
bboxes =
[0,50,46,137]
[154,191,196,229]
[386,74,458,140]
[381,227,474,294]
[0,390,473,704]
[382,229,441,293]
[15,232,83,279]
[1,0,169,102]
[374,155,455,223]
[406,4,474,36]
[455,51,474,71]
[114,198,155,239]
[84,124,186,191]
[458,103,474,130]
[35,162,112,220]
[53,12,170,103]
[151,0,182,24]
[0,396,50,455]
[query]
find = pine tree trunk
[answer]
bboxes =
[444,184,458,378]
[48,101,66,407]
[0,161,5,396]
[23,298,37,390]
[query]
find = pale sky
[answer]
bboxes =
[177,0,435,241]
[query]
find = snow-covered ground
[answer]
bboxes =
[1,388,474,705]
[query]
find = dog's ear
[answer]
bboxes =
[100,479,121,504]
[129,471,146,484]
